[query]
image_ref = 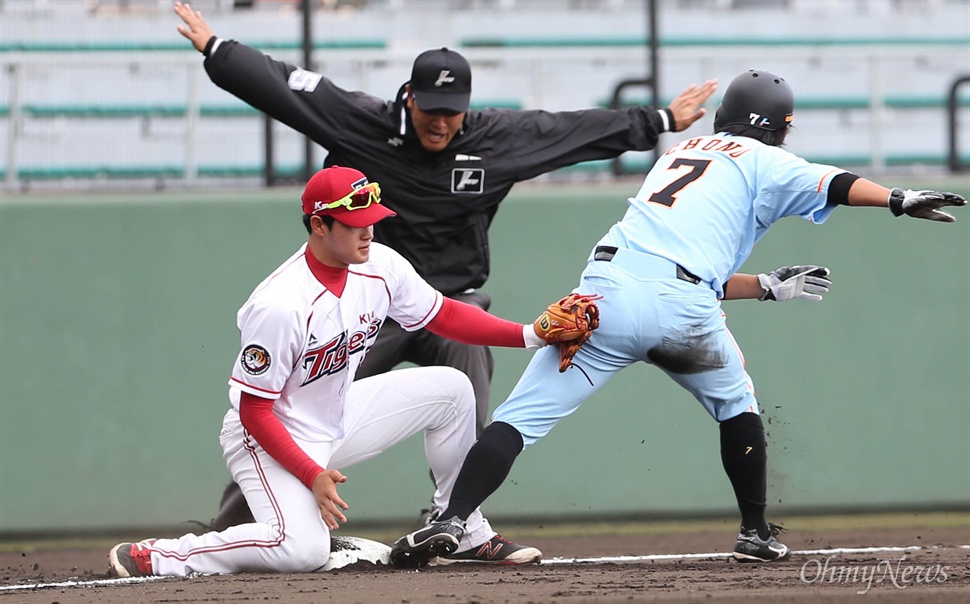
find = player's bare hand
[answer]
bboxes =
[665,79,718,132]
[311,469,349,530]
[174,2,215,53]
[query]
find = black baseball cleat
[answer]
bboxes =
[732,522,790,563]
[389,515,466,568]
[431,533,542,566]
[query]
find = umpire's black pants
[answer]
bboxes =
[355,290,494,434]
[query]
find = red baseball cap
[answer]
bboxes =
[301,166,396,228]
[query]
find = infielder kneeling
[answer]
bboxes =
[108,166,589,576]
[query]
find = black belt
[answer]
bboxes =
[593,245,703,285]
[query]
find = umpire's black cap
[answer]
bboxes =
[409,48,472,114]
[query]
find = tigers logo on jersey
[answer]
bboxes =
[241,345,271,375]
[301,318,382,386]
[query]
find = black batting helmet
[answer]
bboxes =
[713,70,794,132]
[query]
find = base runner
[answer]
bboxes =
[388,70,967,568]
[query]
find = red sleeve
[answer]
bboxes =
[238,391,325,490]
[425,297,525,347]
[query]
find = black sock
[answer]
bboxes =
[719,412,769,539]
[441,422,524,522]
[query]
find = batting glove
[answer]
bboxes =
[758,265,831,302]
[888,188,967,223]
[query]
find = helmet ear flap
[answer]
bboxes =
[713,106,726,133]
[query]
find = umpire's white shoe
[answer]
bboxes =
[431,533,542,566]
[389,516,465,568]
[732,523,790,563]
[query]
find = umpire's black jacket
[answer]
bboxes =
[204,40,669,296]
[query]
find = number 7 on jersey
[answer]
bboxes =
[648,158,712,207]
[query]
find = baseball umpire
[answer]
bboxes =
[389,69,968,567]
[174,1,716,530]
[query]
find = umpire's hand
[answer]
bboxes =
[175,2,215,54]
[666,80,718,132]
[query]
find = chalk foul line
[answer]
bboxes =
[540,544,939,565]
[1,544,967,591]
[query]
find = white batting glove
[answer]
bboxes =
[758,265,831,302]
[888,188,967,223]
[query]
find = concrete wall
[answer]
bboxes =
[1,179,967,533]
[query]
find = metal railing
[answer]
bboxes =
[2,40,968,189]
[948,75,970,173]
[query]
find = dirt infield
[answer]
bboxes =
[2,513,967,603]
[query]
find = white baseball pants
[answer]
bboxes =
[150,366,493,575]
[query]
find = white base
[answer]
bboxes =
[320,536,392,571]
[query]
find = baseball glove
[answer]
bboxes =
[533,293,602,372]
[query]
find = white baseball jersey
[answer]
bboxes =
[148,241,498,576]
[228,242,442,442]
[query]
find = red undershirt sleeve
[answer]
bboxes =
[238,391,325,490]
[425,297,526,347]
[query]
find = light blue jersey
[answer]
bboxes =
[493,133,846,446]
[598,134,843,297]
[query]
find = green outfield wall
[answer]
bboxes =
[1,180,968,533]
